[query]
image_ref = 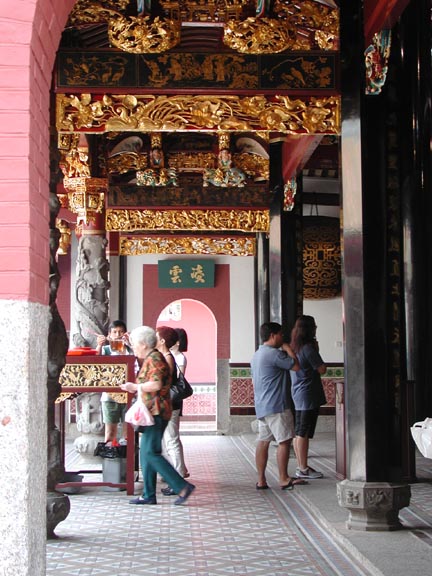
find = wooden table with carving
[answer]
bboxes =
[55,354,137,495]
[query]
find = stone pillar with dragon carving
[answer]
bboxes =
[61,139,110,458]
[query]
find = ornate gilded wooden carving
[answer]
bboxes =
[107,152,148,174]
[120,235,256,256]
[56,51,337,91]
[224,17,294,54]
[108,180,270,208]
[58,362,128,404]
[108,16,181,54]
[59,362,128,387]
[303,216,341,299]
[224,3,338,54]
[365,30,392,96]
[63,177,106,226]
[59,144,90,178]
[167,152,216,172]
[56,94,340,135]
[68,0,129,26]
[56,219,72,255]
[67,1,338,54]
[106,208,269,233]
[283,178,297,211]
[272,0,338,51]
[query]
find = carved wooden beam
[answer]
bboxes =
[364,0,411,44]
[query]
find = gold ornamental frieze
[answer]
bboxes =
[106,208,269,233]
[120,235,256,256]
[58,362,128,405]
[56,94,340,135]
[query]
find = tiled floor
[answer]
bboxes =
[47,434,384,576]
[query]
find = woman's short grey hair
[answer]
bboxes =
[130,326,157,349]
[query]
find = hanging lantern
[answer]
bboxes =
[303,216,341,299]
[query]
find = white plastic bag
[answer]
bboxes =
[410,418,432,459]
[125,399,154,427]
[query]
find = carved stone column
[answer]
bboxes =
[63,175,110,460]
[63,176,110,347]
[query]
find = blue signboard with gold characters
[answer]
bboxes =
[158,260,215,288]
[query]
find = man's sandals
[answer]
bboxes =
[280,477,308,490]
[256,478,308,490]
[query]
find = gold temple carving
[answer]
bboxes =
[56,94,340,135]
[106,208,269,233]
[108,16,181,54]
[68,1,338,54]
[57,362,129,404]
[120,235,256,256]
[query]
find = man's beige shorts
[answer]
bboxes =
[258,409,295,443]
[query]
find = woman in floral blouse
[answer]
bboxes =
[121,325,195,505]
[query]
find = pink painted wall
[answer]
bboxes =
[156,299,217,384]
[0,0,75,303]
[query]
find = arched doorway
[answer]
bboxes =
[156,298,217,431]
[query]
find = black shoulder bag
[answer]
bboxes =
[170,360,194,408]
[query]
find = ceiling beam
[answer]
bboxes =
[364,0,411,44]
[281,135,323,181]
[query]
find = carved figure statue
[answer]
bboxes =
[74,393,105,456]
[136,147,178,186]
[203,148,246,187]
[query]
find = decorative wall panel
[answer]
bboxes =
[57,51,338,92]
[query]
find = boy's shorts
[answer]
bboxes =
[101,400,125,424]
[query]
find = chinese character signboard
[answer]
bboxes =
[158,260,215,288]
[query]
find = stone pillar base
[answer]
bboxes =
[337,479,411,531]
[47,491,71,539]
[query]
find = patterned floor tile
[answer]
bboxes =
[47,436,388,576]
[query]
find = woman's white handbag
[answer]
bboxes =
[410,418,432,459]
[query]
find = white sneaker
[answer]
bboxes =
[295,466,323,479]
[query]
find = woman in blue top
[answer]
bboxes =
[290,315,327,479]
